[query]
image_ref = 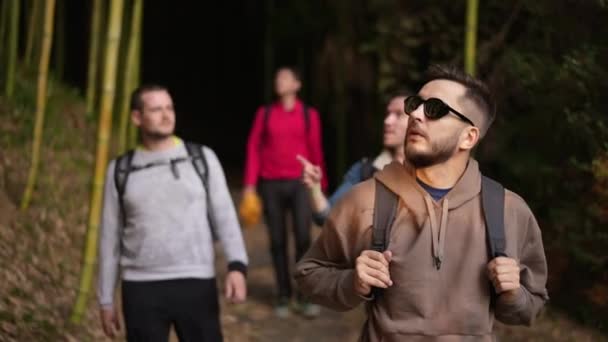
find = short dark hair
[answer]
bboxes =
[130,84,169,111]
[426,64,496,131]
[276,66,302,82]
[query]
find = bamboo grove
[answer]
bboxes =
[0,0,143,324]
[71,0,143,323]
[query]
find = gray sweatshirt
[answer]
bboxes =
[97,140,248,308]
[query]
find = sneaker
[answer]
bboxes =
[295,301,321,319]
[274,298,291,318]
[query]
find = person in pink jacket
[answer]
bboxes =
[243,67,327,318]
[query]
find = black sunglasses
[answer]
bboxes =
[404,95,475,126]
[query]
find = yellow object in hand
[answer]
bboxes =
[239,191,262,227]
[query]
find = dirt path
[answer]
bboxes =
[214,224,365,342]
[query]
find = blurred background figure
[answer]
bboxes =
[98,85,248,341]
[299,92,410,226]
[242,67,327,318]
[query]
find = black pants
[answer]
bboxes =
[121,278,223,342]
[259,179,312,301]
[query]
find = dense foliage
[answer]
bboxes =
[267,0,608,328]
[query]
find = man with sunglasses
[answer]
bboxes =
[295,65,548,341]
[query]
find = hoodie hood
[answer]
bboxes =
[375,159,483,269]
[375,159,483,219]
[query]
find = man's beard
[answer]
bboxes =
[142,129,172,141]
[405,132,459,168]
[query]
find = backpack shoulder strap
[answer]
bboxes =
[371,179,398,298]
[372,179,398,253]
[262,104,272,143]
[184,142,217,240]
[360,157,376,181]
[185,142,208,185]
[481,175,506,258]
[372,179,399,252]
[303,104,310,134]
[114,150,135,226]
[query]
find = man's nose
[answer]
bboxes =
[409,104,425,122]
[384,113,395,125]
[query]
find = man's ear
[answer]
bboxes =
[459,126,480,151]
[131,110,142,127]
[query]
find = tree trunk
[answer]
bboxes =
[4,0,20,98]
[85,0,103,118]
[20,0,56,210]
[25,0,40,68]
[117,0,142,154]
[465,0,479,76]
[53,0,66,79]
[70,0,125,324]
[127,18,141,150]
[112,0,133,145]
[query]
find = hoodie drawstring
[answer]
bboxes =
[424,196,449,270]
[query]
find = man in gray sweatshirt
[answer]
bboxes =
[97,84,248,341]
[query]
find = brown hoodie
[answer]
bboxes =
[295,159,548,341]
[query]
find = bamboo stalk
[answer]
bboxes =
[117,0,142,154]
[70,0,125,324]
[96,0,108,111]
[111,0,131,136]
[21,0,56,210]
[5,0,20,98]
[128,2,142,149]
[25,0,40,68]
[465,0,479,76]
[85,0,103,118]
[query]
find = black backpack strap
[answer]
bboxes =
[114,150,135,227]
[185,142,208,184]
[185,142,218,240]
[371,179,399,298]
[481,176,506,258]
[303,104,310,134]
[262,104,272,143]
[360,157,377,181]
